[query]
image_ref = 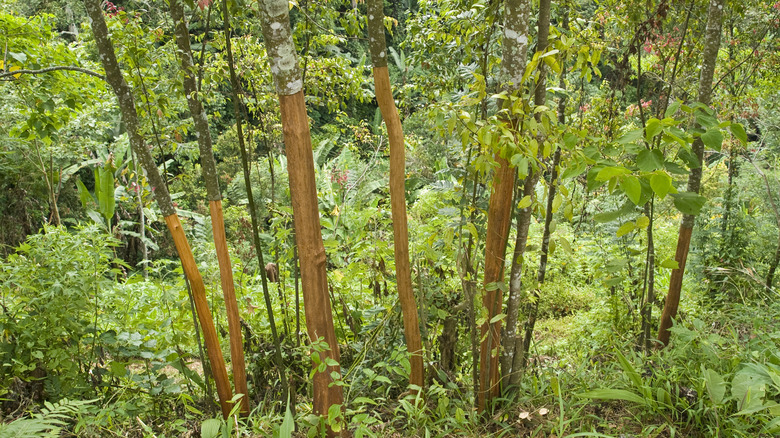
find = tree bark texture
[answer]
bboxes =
[258,0,344,430]
[658,0,725,346]
[367,0,425,393]
[500,0,531,394]
[503,0,549,389]
[168,0,248,413]
[477,156,516,411]
[83,0,233,417]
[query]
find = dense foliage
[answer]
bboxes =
[1,0,779,436]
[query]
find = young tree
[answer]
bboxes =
[658,0,725,346]
[82,0,233,417]
[502,0,551,390]
[478,0,534,410]
[257,0,344,432]
[167,0,249,414]
[366,0,424,393]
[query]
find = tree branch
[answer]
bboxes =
[0,66,105,81]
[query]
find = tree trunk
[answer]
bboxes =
[83,0,233,417]
[474,0,531,408]
[504,0,551,389]
[168,0,248,414]
[366,0,425,393]
[658,0,725,346]
[258,1,344,432]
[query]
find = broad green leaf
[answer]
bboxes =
[279,401,295,438]
[561,160,587,180]
[489,313,507,324]
[201,419,221,438]
[665,100,681,118]
[76,178,94,208]
[594,210,622,223]
[703,368,727,405]
[732,369,768,411]
[635,215,650,228]
[730,123,748,145]
[618,129,643,145]
[558,236,573,254]
[616,222,635,237]
[596,166,630,182]
[650,172,673,199]
[578,389,647,406]
[615,350,643,391]
[695,109,718,128]
[620,175,641,205]
[660,259,679,269]
[677,148,700,169]
[665,161,689,175]
[644,118,662,141]
[552,193,562,213]
[700,128,723,151]
[517,195,532,209]
[636,149,664,172]
[671,192,707,216]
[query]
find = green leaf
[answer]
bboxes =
[617,129,643,145]
[677,147,700,169]
[8,51,27,62]
[636,149,664,172]
[594,210,622,223]
[660,259,679,269]
[620,175,641,205]
[201,419,221,438]
[635,215,650,228]
[730,123,748,145]
[703,368,727,405]
[561,160,587,180]
[578,389,647,406]
[671,192,707,216]
[650,172,673,199]
[665,100,681,118]
[517,195,532,209]
[644,119,662,141]
[700,128,723,151]
[616,222,635,237]
[615,350,644,391]
[489,313,507,324]
[695,109,718,128]
[596,166,630,182]
[76,178,94,208]
[279,400,295,438]
[732,369,768,411]
[95,166,116,225]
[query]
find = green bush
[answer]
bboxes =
[0,225,120,400]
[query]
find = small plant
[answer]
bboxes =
[0,398,94,438]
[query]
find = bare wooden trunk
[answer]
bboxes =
[477,156,515,411]
[83,0,233,417]
[281,92,344,424]
[168,0,248,412]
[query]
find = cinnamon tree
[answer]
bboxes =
[167,0,248,414]
[366,0,424,393]
[82,0,233,417]
[257,0,344,433]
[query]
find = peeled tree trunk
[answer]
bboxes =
[478,0,530,411]
[366,0,424,393]
[658,0,725,347]
[83,0,233,417]
[258,0,344,431]
[168,0,248,414]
